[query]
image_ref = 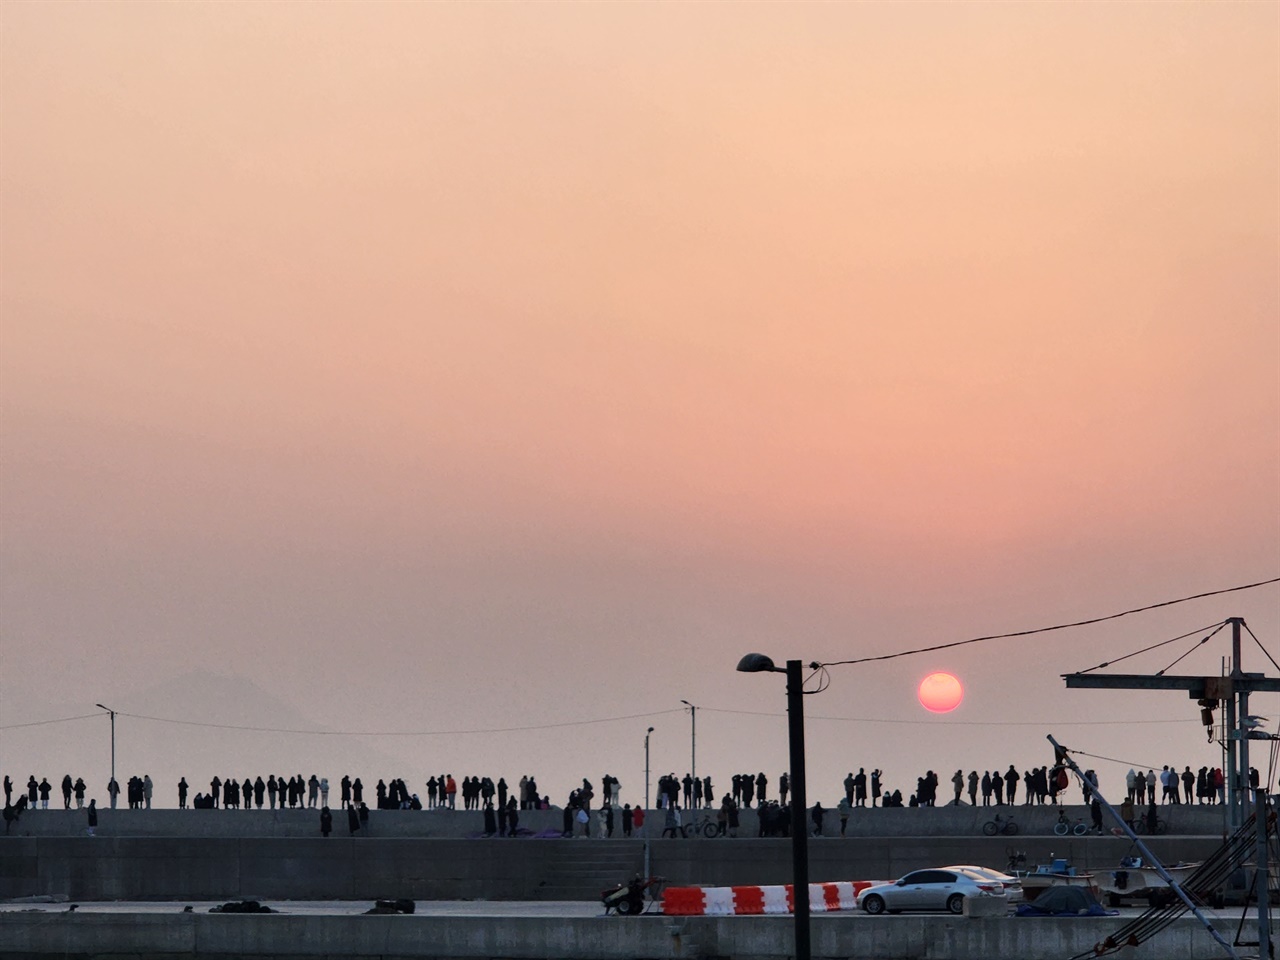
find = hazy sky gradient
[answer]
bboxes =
[2,1,1277,805]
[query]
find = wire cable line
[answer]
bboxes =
[818,578,1278,669]
[90,707,689,737]
[1243,620,1280,674]
[702,706,1199,728]
[0,713,102,730]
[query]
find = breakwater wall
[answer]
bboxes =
[2,801,1233,839]
[1,834,1225,902]
[0,910,1243,960]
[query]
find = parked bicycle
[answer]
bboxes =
[1132,813,1168,835]
[666,813,719,838]
[1054,811,1089,836]
[982,813,1019,836]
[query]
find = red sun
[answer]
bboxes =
[918,672,964,713]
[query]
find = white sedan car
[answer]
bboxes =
[857,868,1007,915]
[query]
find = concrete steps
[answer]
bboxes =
[533,840,645,900]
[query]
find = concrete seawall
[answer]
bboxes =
[1,834,1225,901]
[0,909,1243,960]
[2,801,1233,839]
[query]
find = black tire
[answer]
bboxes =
[982,821,998,836]
[862,894,886,915]
[947,894,965,915]
[1054,822,1068,836]
[1133,820,1147,835]
[1073,823,1088,836]
[1155,820,1168,835]
[1002,821,1019,836]
[615,898,633,916]
[701,821,718,839]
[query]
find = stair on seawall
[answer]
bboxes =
[535,841,646,900]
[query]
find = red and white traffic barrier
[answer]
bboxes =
[662,880,883,916]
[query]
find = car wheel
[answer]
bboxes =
[862,894,886,915]
[947,894,965,915]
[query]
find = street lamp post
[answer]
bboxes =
[645,727,654,810]
[644,726,654,878]
[737,655,810,960]
[680,700,696,806]
[94,704,116,787]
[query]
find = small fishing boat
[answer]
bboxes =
[1095,856,1201,907]
[1017,857,1099,902]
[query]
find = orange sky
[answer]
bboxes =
[2,1,1277,802]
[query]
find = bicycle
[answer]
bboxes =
[674,813,720,838]
[982,813,1019,836]
[1132,814,1168,835]
[1054,811,1089,836]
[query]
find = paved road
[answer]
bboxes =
[1,898,1169,921]
[0,899,609,917]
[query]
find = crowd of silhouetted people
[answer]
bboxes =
[5,762,1267,830]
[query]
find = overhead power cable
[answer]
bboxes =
[82,707,688,737]
[819,577,1278,668]
[0,713,102,730]
[703,707,1199,728]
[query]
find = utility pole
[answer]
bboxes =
[680,700,696,805]
[95,704,116,786]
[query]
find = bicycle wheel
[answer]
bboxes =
[700,820,718,839]
[1073,823,1089,836]
[982,821,998,836]
[1154,819,1168,835]
[1053,822,1068,836]
[1002,821,1019,836]
[1133,819,1148,835]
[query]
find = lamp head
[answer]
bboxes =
[647,726,654,733]
[736,653,781,673]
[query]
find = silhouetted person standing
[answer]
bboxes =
[320,806,333,837]
[177,778,187,809]
[61,775,73,809]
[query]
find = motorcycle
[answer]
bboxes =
[601,875,665,915]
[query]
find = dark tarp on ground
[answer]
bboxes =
[1016,885,1118,917]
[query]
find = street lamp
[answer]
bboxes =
[95,704,116,787]
[644,726,655,878]
[644,727,654,810]
[680,700,697,806]
[737,654,810,960]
